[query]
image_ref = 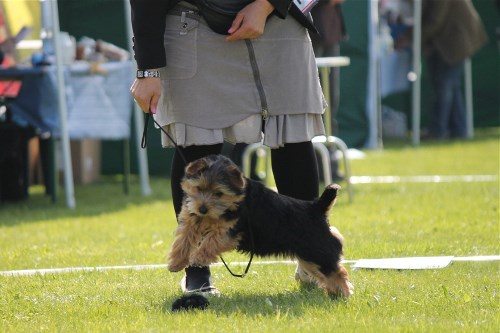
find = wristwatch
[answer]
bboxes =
[136,69,160,79]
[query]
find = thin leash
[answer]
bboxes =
[141,112,188,164]
[141,112,254,278]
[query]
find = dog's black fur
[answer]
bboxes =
[168,154,352,309]
[233,174,343,274]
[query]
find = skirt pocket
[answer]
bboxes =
[161,12,200,79]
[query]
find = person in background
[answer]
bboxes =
[396,0,488,140]
[422,0,488,139]
[130,0,325,296]
[311,0,346,58]
[310,0,347,180]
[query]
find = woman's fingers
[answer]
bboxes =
[130,77,161,113]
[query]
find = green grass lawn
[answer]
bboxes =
[1,130,499,332]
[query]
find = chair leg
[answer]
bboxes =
[242,143,269,181]
[242,139,353,202]
[326,136,354,203]
[312,142,332,186]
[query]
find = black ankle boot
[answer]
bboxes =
[181,266,220,295]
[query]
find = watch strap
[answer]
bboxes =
[137,69,160,79]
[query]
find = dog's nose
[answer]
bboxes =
[198,205,208,215]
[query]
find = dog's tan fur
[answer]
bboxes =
[168,155,353,298]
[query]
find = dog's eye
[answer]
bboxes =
[196,186,202,192]
[215,192,224,197]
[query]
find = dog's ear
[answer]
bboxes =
[185,158,209,177]
[227,165,246,189]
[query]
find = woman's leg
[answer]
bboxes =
[448,62,466,138]
[170,143,224,293]
[428,53,465,139]
[270,141,319,201]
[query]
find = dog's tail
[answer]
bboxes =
[316,184,341,213]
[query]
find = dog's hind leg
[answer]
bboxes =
[296,258,353,298]
[322,264,354,297]
[296,258,324,286]
[295,261,316,284]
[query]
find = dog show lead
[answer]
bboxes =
[142,113,257,280]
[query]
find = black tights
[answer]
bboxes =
[170,142,319,215]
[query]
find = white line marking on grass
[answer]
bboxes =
[352,256,454,270]
[1,256,499,277]
[452,255,500,262]
[0,264,170,276]
[350,175,498,184]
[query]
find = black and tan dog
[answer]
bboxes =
[168,154,353,298]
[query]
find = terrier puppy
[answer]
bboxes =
[168,154,353,298]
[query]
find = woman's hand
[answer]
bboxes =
[225,0,274,41]
[130,76,161,114]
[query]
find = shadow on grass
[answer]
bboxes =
[0,176,172,227]
[162,284,348,317]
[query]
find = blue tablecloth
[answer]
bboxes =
[1,61,134,139]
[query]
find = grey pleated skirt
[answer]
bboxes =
[155,2,326,148]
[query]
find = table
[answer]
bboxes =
[312,57,353,202]
[5,61,134,139]
[0,66,58,201]
[315,57,351,137]
[0,61,143,203]
[0,66,57,135]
